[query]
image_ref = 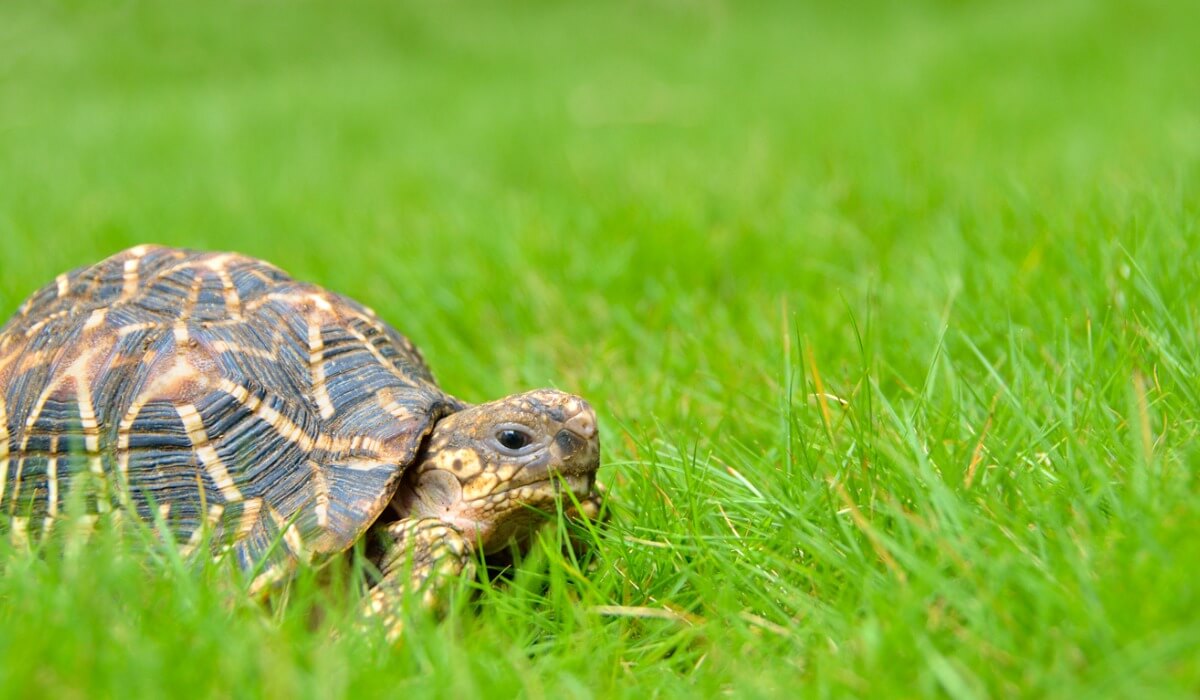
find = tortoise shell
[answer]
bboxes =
[0,245,464,567]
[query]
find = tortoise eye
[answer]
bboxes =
[496,428,532,451]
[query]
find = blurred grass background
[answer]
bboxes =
[1,0,1199,697]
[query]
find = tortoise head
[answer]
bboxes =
[392,389,600,553]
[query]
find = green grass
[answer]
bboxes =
[2,0,1199,697]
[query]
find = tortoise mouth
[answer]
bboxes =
[555,471,597,497]
[492,468,596,498]
[390,468,598,550]
[427,474,598,554]
[465,470,597,522]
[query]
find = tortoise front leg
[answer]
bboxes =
[362,517,474,642]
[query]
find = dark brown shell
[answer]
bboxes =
[0,245,462,568]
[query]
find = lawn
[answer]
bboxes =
[1,0,1199,697]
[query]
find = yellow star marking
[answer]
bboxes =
[83,309,108,330]
[236,497,263,539]
[308,460,330,529]
[46,434,59,518]
[214,379,384,456]
[23,309,69,337]
[209,340,278,360]
[13,379,62,508]
[117,322,161,337]
[213,265,243,319]
[180,503,226,558]
[309,294,333,312]
[307,321,336,419]
[182,270,205,319]
[176,403,243,502]
[267,503,307,560]
[377,387,414,423]
[121,257,141,300]
[73,373,112,512]
[9,516,29,549]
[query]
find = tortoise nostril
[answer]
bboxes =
[555,429,584,454]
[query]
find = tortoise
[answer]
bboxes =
[0,244,601,634]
